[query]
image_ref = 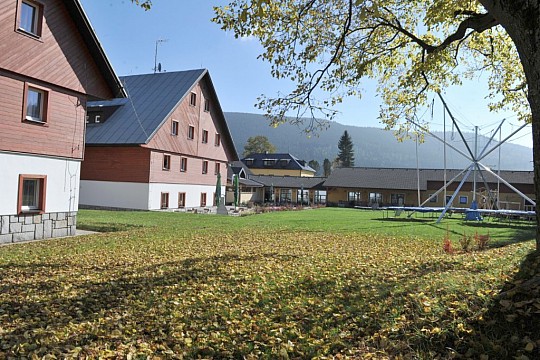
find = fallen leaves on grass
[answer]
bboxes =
[0,218,535,359]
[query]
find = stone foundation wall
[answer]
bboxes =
[0,212,77,244]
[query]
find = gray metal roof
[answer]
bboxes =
[323,167,534,190]
[242,153,316,173]
[86,70,206,145]
[250,175,327,189]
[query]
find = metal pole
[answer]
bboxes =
[416,133,421,206]
[473,126,478,202]
[478,119,505,159]
[479,163,536,206]
[407,118,472,161]
[436,92,475,159]
[437,165,474,223]
[407,167,469,218]
[443,106,447,206]
[497,126,501,209]
[478,122,529,161]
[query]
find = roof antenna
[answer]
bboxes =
[153,38,168,73]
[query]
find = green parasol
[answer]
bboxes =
[233,174,239,208]
[215,172,222,206]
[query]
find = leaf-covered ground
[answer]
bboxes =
[0,209,536,359]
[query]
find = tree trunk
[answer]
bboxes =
[480,0,540,250]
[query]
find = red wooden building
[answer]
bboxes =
[0,0,124,243]
[80,70,238,210]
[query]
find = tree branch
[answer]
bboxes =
[380,11,499,54]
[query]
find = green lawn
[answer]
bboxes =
[0,208,537,358]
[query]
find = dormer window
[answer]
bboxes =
[85,112,103,124]
[263,159,276,166]
[280,159,290,166]
[245,159,254,166]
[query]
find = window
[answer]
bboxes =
[171,120,179,136]
[263,159,276,166]
[390,193,405,206]
[200,193,207,207]
[23,84,48,123]
[428,194,438,203]
[85,112,103,125]
[180,157,188,172]
[280,189,292,203]
[446,195,453,205]
[202,130,208,143]
[190,92,197,106]
[18,1,42,37]
[163,154,171,170]
[369,192,383,204]
[214,133,221,147]
[347,192,361,204]
[204,98,210,112]
[215,162,221,175]
[245,159,254,166]
[18,175,46,214]
[459,196,468,204]
[202,160,208,174]
[188,125,195,140]
[178,192,186,208]
[161,192,169,209]
[280,159,290,166]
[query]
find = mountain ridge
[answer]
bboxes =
[224,112,533,172]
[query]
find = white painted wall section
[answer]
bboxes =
[148,183,225,209]
[0,152,80,215]
[79,180,150,210]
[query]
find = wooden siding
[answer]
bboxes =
[0,0,113,99]
[0,73,86,159]
[81,146,151,183]
[145,77,232,186]
[145,80,230,162]
[148,150,226,186]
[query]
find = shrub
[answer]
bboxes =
[474,231,490,251]
[443,226,454,254]
[459,232,473,252]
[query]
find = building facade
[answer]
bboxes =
[80,70,238,210]
[0,0,124,243]
[325,167,534,210]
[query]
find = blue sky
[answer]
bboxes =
[79,1,533,149]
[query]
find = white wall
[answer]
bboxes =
[79,181,150,210]
[0,152,80,215]
[79,181,225,210]
[148,183,225,209]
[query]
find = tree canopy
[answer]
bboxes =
[213,1,527,133]
[243,135,277,157]
[337,130,355,167]
[308,160,321,173]
[323,158,332,177]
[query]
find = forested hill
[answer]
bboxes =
[224,112,533,171]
